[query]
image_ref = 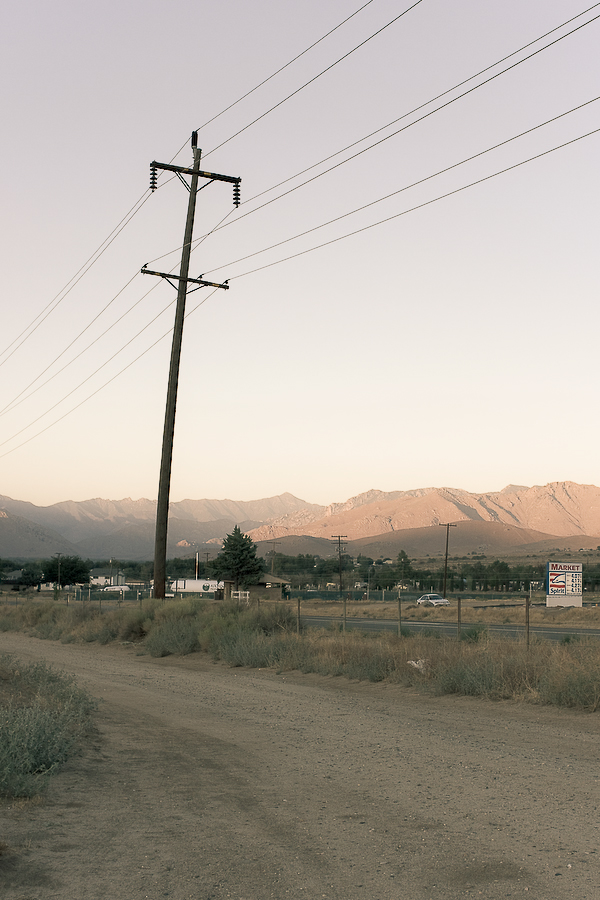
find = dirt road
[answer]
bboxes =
[1,632,599,900]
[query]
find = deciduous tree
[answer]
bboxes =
[43,555,90,587]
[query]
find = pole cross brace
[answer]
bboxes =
[141,267,229,290]
[151,160,241,186]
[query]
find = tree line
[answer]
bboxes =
[0,526,264,591]
[3,535,600,594]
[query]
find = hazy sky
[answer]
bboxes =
[2,0,599,508]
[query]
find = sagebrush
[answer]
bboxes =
[0,654,96,797]
[2,597,600,711]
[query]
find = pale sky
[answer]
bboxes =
[2,0,599,508]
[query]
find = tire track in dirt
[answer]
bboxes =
[1,632,599,899]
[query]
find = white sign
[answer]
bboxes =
[546,562,583,607]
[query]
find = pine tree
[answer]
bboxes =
[212,526,264,590]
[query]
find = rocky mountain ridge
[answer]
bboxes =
[246,482,600,542]
[2,481,600,559]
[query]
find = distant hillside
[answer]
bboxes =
[248,482,600,542]
[0,509,78,558]
[3,482,600,560]
[255,521,598,561]
[0,493,323,559]
[73,518,264,561]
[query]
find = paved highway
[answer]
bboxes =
[301,614,600,642]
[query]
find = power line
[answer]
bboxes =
[0,2,382,366]
[5,123,598,455]
[153,4,600,268]
[0,293,180,450]
[0,287,221,459]
[226,126,600,281]
[0,185,242,420]
[9,2,595,369]
[203,96,600,275]
[204,0,425,158]
[3,9,598,446]
[234,1,600,210]
[0,273,159,417]
[0,191,153,367]
[170,0,379,162]
[225,5,600,219]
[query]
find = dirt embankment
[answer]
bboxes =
[1,631,599,900]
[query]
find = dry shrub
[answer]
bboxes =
[0,654,96,797]
[214,627,600,711]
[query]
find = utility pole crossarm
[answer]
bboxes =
[151,160,241,185]
[140,268,229,290]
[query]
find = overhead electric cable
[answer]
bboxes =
[224,127,600,281]
[203,96,600,274]
[7,122,598,455]
[0,271,142,415]
[151,3,600,267]
[0,1,387,368]
[231,3,600,207]
[0,293,180,449]
[0,192,152,367]
[169,0,378,163]
[0,274,163,417]
[204,8,600,231]
[0,195,238,418]
[4,7,598,451]
[203,0,425,158]
[0,287,221,459]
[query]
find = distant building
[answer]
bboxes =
[90,568,126,587]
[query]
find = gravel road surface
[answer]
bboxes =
[1,632,599,900]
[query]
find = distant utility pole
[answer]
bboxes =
[266,540,281,575]
[440,523,457,599]
[53,552,62,593]
[143,132,241,600]
[332,535,348,597]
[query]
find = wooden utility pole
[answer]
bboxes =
[267,539,281,575]
[440,522,457,600]
[143,132,241,600]
[332,535,348,601]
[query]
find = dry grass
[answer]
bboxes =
[3,596,600,711]
[294,596,600,628]
[210,626,600,709]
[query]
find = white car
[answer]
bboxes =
[102,585,130,592]
[416,593,449,606]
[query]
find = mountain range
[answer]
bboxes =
[1,481,600,560]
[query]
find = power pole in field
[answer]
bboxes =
[267,539,281,575]
[439,522,457,637]
[143,132,241,600]
[440,523,457,599]
[332,535,348,596]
